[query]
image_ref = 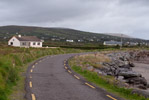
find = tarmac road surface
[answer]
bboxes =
[26,53,124,100]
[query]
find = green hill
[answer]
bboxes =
[0,25,148,44]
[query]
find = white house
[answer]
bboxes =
[8,35,43,48]
[66,39,74,42]
[103,40,122,46]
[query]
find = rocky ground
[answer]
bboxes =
[97,50,149,97]
[97,51,147,89]
[80,51,149,90]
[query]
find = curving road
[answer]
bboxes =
[25,53,124,100]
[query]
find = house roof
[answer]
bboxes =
[15,36,42,42]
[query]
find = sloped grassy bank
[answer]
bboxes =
[0,46,96,100]
[69,53,149,100]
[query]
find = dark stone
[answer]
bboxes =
[126,77,147,86]
[107,72,113,76]
[118,68,132,73]
[147,84,149,88]
[119,64,131,69]
[137,84,147,89]
[119,71,141,79]
[129,62,135,67]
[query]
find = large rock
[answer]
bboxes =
[119,71,141,79]
[124,77,148,89]
[117,67,132,73]
[103,51,149,90]
[137,84,148,89]
[129,62,135,67]
[107,72,114,76]
[126,77,147,86]
[119,64,131,69]
[117,76,126,82]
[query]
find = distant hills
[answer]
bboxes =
[106,33,132,38]
[0,25,148,43]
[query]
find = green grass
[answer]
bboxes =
[0,47,93,100]
[71,65,149,100]
[1,46,119,100]
[0,45,147,100]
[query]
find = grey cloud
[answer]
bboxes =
[0,0,149,39]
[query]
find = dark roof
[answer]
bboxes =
[15,36,41,41]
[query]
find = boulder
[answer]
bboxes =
[126,77,147,88]
[107,72,114,76]
[117,76,125,82]
[129,62,135,67]
[116,60,125,67]
[117,68,132,73]
[137,84,148,89]
[119,65,131,69]
[119,71,141,79]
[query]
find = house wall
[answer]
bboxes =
[66,40,74,42]
[20,41,30,47]
[8,37,20,47]
[103,41,122,46]
[30,42,42,47]
[104,43,117,46]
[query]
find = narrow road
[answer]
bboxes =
[26,53,123,100]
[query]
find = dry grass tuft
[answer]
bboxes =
[72,53,111,69]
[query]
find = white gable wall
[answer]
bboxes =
[8,37,20,47]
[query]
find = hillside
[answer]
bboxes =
[0,25,148,43]
[106,33,132,38]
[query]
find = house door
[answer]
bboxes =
[10,42,13,45]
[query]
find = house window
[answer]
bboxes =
[13,39,15,41]
[33,42,36,45]
[37,42,40,45]
[22,42,26,45]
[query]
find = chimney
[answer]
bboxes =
[18,35,21,38]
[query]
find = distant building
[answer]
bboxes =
[8,35,43,48]
[129,42,138,46]
[89,39,94,42]
[66,39,74,42]
[103,41,122,46]
[78,39,83,42]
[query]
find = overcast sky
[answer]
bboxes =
[0,0,149,39]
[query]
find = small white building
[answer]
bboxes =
[66,39,74,42]
[103,40,122,46]
[8,35,43,48]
